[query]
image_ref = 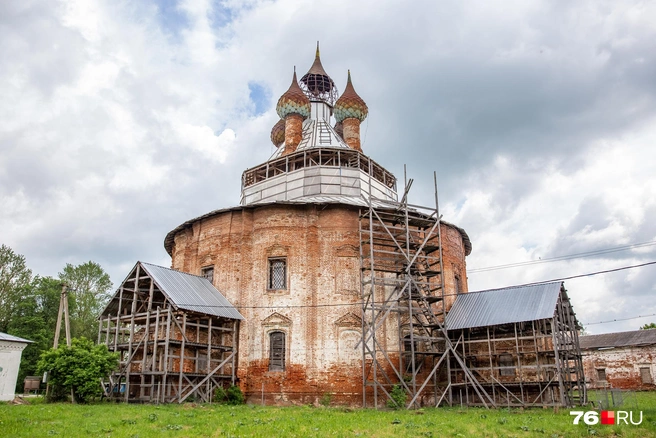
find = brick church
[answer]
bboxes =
[100,45,584,408]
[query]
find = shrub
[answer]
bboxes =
[213,385,244,405]
[226,385,245,405]
[213,386,228,403]
[387,384,407,410]
[37,337,118,403]
[320,392,333,407]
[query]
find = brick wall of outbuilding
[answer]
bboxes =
[582,345,656,390]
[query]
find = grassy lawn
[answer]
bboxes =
[1,393,655,437]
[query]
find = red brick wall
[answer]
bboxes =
[582,345,656,390]
[169,203,469,404]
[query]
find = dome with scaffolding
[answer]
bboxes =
[299,42,339,106]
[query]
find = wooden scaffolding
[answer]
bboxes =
[98,262,241,403]
[446,285,586,407]
[359,172,492,408]
[359,171,586,409]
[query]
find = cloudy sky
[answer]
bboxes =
[2,0,656,334]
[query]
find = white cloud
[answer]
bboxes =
[1,0,656,335]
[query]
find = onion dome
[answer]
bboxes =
[276,69,311,119]
[333,121,343,140]
[334,70,368,123]
[270,119,285,147]
[299,42,338,105]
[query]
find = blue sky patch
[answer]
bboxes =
[248,82,270,116]
[154,0,190,40]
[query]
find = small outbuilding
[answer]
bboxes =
[580,329,656,390]
[0,332,32,401]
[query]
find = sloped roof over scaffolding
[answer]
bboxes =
[102,262,243,321]
[446,282,564,330]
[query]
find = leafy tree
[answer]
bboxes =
[0,244,33,332]
[37,338,118,403]
[59,261,113,341]
[640,322,656,330]
[8,276,62,389]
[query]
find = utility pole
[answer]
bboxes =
[53,283,72,348]
[49,283,74,403]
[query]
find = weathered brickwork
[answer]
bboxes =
[583,346,656,390]
[169,202,469,404]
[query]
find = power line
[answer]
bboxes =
[507,260,656,288]
[584,313,656,326]
[469,240,656,273]
[159,261,656,310]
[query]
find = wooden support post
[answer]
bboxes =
[97,317,103,345]
[207,318,212,375]
[163,306,172,402]
[486,326,495,403]
[231,320,238,385]
[514,323,525,405]
[532,320,544,405]
[125,266,139,403]
[550,318,566,406]
[179,313,187,400]
[114,286,124,352]
[153,307,161,402]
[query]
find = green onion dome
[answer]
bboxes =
[334,70,368,123]
[270,118,285,147]
[276,70,311,119]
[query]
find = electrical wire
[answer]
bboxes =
[584,313,656,326]
[468,240,656,273]
[145,260,656,310]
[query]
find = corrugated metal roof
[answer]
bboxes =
[446,282,563,330]
[268,118,350,161]
[0,332,33,343]
[579,329,656,350]
[140,262,243,320]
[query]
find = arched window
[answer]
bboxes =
[269,331,286,371]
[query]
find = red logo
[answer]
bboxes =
[601,411,615,425]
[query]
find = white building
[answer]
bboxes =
[0,332,32,401]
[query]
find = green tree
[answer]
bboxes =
[640,322,656,330]
[8,276,62,389]
[0,244,33,332]
[37,338,118,403]
[59,261,113,341]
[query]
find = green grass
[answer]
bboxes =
[0,393,655,437]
